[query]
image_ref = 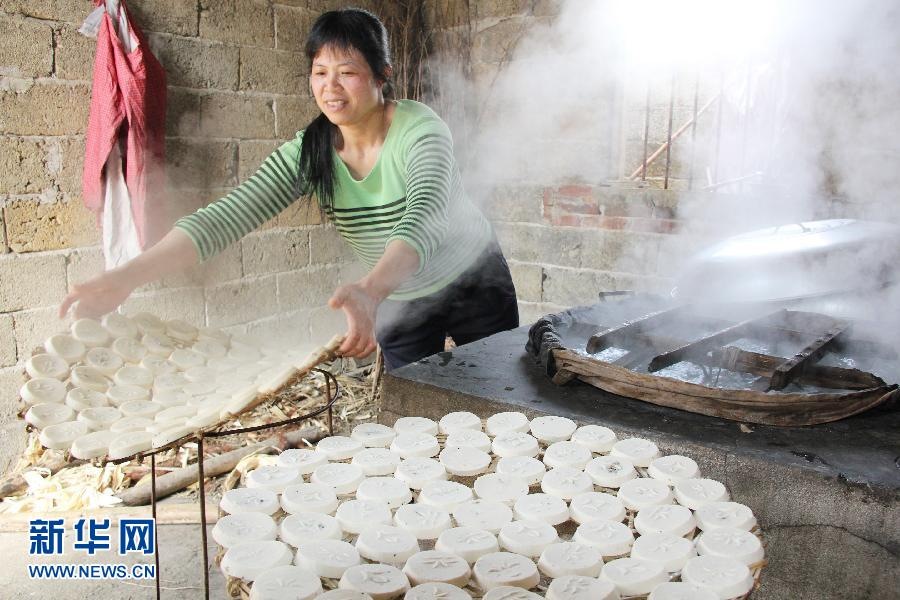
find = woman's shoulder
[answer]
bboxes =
[393,100,452,145]
[273,131,305,160]
[394,99,440,119]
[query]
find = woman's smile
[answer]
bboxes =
[324,99,348,111]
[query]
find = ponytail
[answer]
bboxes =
[298,113,338,210]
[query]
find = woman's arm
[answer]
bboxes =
[384,125,455,270]
[329,238,420,357]
[59,140,305,320]
[175,142,303,262]
[59,228,199,319]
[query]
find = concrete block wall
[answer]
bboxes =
[485,182,684,326]
[0,0,367,473]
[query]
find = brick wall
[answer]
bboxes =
[485,182,696,325]
[0,0,368,472]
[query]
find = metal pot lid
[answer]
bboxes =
[672,219,900,303]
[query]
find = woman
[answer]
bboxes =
[60,8,519,371]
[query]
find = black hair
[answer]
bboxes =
[298,8,394,210]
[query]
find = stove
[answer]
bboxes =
[381,294,900,599]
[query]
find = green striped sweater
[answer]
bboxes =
[175,100,493,301]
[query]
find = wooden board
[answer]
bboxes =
[712,346,885,390]
[586,306,685,353]
[647,310,787,373]
[768,321,850,390]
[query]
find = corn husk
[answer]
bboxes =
[0,462,127,513]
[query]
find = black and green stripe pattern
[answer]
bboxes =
[173,148,299,258]
[175,100,492,301]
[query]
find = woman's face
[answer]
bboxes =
[310,45,384,129]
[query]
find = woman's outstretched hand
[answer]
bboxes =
[329,282,380,358]
[329,240,420,358]
[58,229,201,320]
[59,270,135,320]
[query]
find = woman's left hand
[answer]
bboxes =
[329,240,420,359]
[329,283,380,358]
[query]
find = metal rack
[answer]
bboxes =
[128,368,340,600]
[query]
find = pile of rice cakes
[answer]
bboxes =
[217,412,765,600]
[20,313,315,462]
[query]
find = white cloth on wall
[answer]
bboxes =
[106,0,136,52]
[101,142,142,268]
[103,0,139,268]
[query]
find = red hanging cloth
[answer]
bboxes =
[82,0,167,250]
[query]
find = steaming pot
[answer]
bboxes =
[671,219,900,311]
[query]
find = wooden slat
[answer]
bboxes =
[619,335,885,390]
[778,310,846,333]
[768,322,850,390]
[586,306,685,353]
[713,346,885,390]
[647,310,788,373]
[674,311,890,357]
[691,320,896,362]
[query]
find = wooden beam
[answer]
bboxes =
[648,310,788,373]
[586,306,685,353]
[713,346,885,390]
[768,322,850,390]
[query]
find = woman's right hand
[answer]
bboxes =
[58,270,136,320]
[58,229,202,320]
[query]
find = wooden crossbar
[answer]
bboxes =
[586,306,685,353]
[647,310,787,373]
[767,321,850,390]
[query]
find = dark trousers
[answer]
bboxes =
[375,239,519,371]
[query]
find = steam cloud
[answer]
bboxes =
[425,0,900,352]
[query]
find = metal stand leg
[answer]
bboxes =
[150,453,161,600]
[326,376,334,436]
[197,436,210,600]
[168,370,339,598]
